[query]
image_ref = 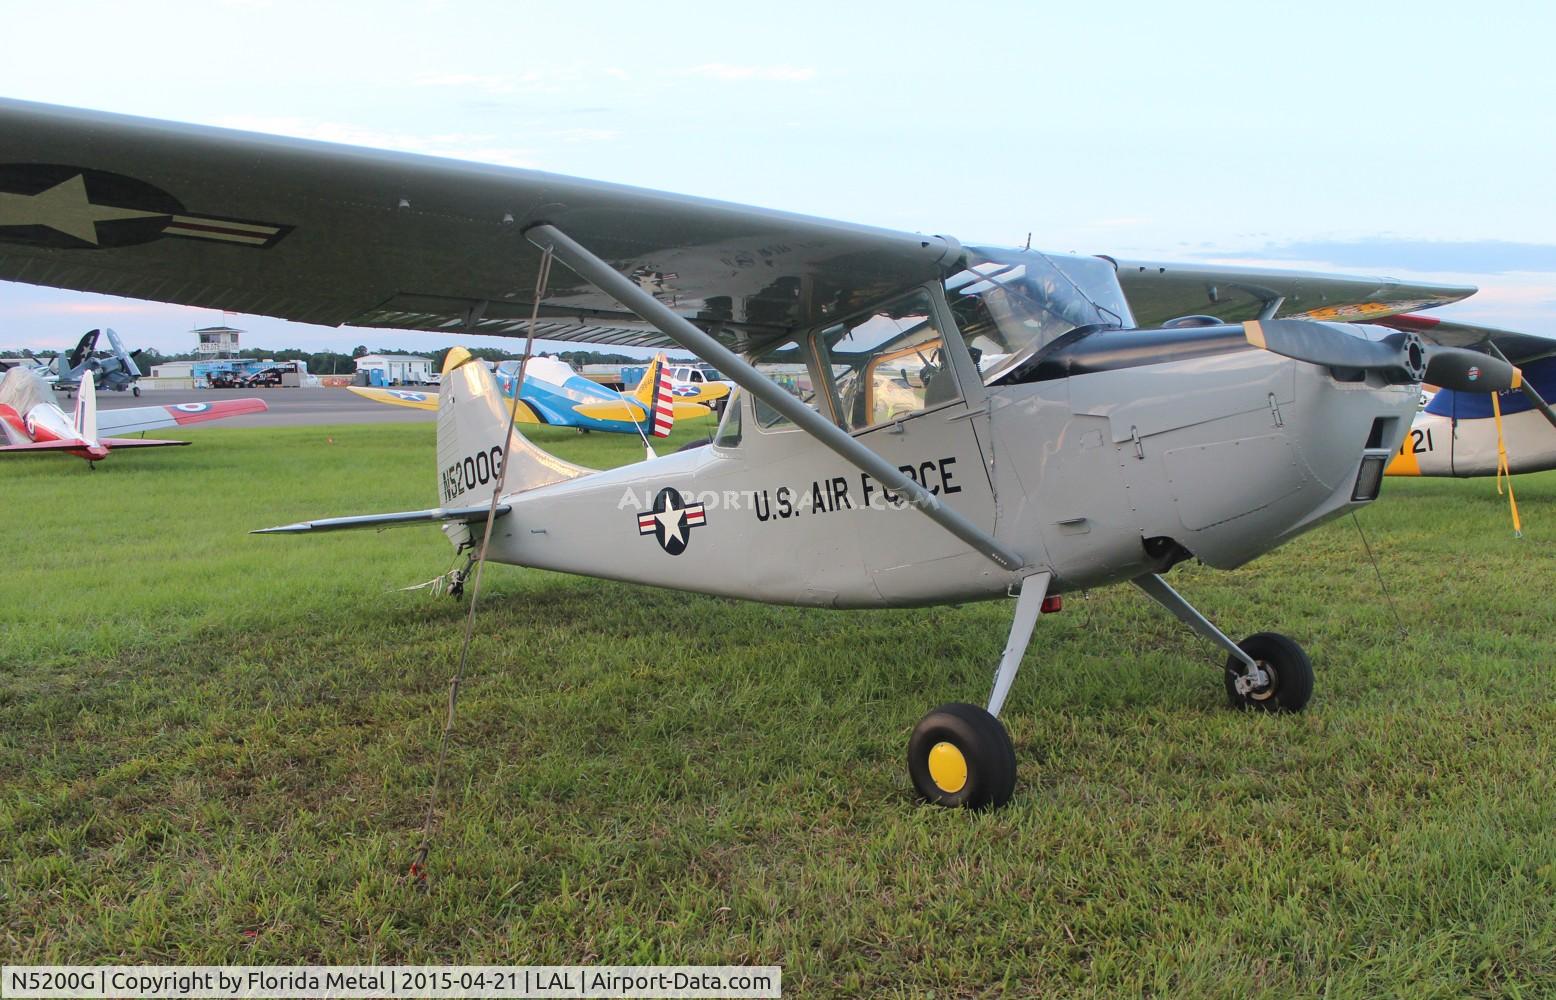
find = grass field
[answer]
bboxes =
[3,419,1556,997]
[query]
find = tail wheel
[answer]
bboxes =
[1224,632,1313,712]
[908,703,1017,809]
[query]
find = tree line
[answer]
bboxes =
[2,345,676,374]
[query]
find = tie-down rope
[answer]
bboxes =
[408,245,555,887]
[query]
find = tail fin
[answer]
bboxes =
[67,329,99,371]
[631,352,676,438]
[436,348,594,507]
[74,370,98,443]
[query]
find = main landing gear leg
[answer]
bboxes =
[1132,573,1313,712]
[908,571,1052,809]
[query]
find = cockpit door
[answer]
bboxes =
[809,285,999,602]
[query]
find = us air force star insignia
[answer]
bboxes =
[0,174,163,244]
[0,164,292,250]
[636,486,706,555]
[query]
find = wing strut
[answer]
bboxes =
[526,223,1026,572]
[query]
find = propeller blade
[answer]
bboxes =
[1245,320,1426,383]
[1423,347,1520,393]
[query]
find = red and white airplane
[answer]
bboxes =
[0,366,267,464]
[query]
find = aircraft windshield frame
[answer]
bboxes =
[945,247,1132,383]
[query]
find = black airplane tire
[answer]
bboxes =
[1224,632,1313,713]
[908,703,1016,809]
[132,386,140,397]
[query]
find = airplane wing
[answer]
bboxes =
[1115,259,1477,327]
[0,98,961,353]
[1372,314,1556,365]
[96,397,268,436]
[347,385,541,422]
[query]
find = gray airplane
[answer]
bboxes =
[2,98,1550,808]
[45,327,144,395]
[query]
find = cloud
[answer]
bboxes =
[411,71,520,93]
[210,115,538,167]
[550,127,620,143]
[1200,238,1556,275]
[678,63,817,82]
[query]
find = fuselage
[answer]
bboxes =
[0,368,104,460]
[494,356,704,433]
[465,335,1415,608]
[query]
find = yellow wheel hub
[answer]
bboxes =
[926,741,968,794]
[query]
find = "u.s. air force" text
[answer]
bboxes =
[754,456,960,521]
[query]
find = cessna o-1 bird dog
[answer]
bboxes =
[4,98,1553,808]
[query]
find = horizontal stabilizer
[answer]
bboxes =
[571,399,647,422]
[347,385,443,412]
[0,439,91,453]
[98,437,192,448]
[252,503,511,534]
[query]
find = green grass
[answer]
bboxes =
[3,419,1556,997]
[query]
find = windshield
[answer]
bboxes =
[945,247,1132,383]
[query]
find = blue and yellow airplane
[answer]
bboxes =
[350,352,726,437]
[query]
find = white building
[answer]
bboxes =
[194,326,241,357]
[354,354,434,385]
[150,360,197,379]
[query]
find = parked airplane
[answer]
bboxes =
[348,352,718,445]
[3,98,1551,807]
[0,365,266,464]
[1370,315,1556,478]
[45,327,145,394]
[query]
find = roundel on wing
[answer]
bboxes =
[174,402,210,413]
[0,164,184,250]
[391,391,428,401]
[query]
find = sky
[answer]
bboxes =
[2,0,1554,354]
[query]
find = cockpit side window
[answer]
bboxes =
[713,388,742,447]
[811,288,959,431]
[750,339,819,429]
